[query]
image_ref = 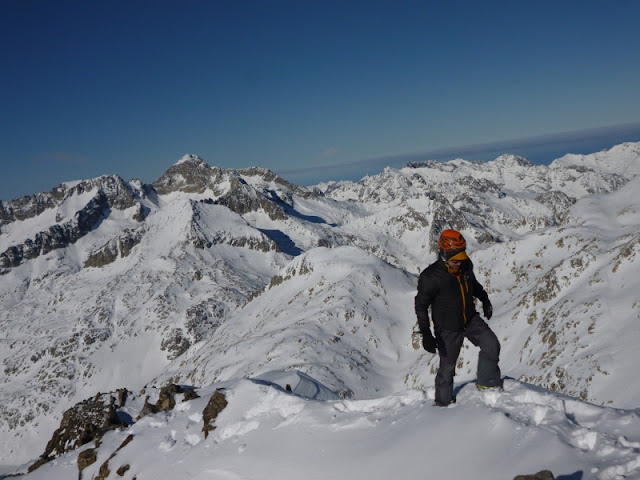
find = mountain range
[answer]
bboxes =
[1,142,640,478]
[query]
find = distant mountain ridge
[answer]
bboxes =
[550,141,640,175]
[1,142,639,468]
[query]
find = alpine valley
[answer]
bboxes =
[2,142,640,479]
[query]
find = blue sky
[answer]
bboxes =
[1,0,639,201]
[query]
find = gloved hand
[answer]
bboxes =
[483,299,493,320]
[422,332,437,353]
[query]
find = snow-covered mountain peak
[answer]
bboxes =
[175,153,206,166]
[492,153,535,168]
[153,155,230,196]
[551,141,640,178]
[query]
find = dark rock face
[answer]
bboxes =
[237,166,323,200]
[28,389,130,473]
[202,389,228,438]
[152,155,225,195]
[1,176,137,226]
[77,448,98,474]
[160,328,191,360]
[29,383,202,474]
[188,200,280,254]
[215,180,288,221]
[137,383,198,419]
[0,192,59,226]
[1,191,109,271]
[183,389,200,401]
[84,228,144,268]
[513,471,555,480]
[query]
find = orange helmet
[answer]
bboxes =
[438,229,466,252]
[438,229,468,261]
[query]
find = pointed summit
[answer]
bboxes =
[153,155,226,195]
[175,153,207,166]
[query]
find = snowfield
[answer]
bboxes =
[18,377,640,480]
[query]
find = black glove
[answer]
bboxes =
[483,300,493,320]
[421,332,437,353]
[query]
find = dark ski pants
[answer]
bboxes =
[434,314,501,406]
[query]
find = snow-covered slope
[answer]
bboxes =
[154,246,417,399]
[1,143,640,476]
[18,378,640,480]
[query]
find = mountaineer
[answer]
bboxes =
[415,229,502,406]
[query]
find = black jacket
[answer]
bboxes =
[415,259,489,333]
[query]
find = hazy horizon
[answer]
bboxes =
[2,1,639,200]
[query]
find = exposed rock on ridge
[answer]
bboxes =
[0,175,149,273]
[84,228,145,268]
[28,388,130,473]
[152,154,228,195]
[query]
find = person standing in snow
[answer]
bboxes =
[415,229,502,406]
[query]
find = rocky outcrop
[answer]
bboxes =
[514,471,555,480]
[152,154,227,195]
[28,389,130,473]
[1,190,110,271]
[137,383,199,418]
[77,447,98,475]
[535,190,576,225]
[202,389,228,438]
[160,300,228,360]
[214,176,288,221]
[237,166,323,200]
[185,299,225,343]
[84,228,145,268]
[28,383,203,474]
[1,175,138,226]
[0,191,59,227]
[160,328,191,360]
[190,200,280,253]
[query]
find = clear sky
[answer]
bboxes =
[1,0,639,201]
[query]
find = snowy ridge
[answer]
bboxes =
[0,175,148,272]
[19,378,640,480]
[1,142,640,477]
[551,142,640,177]
[154,246,417,399]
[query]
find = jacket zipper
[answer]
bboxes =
[457,275,470,326]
